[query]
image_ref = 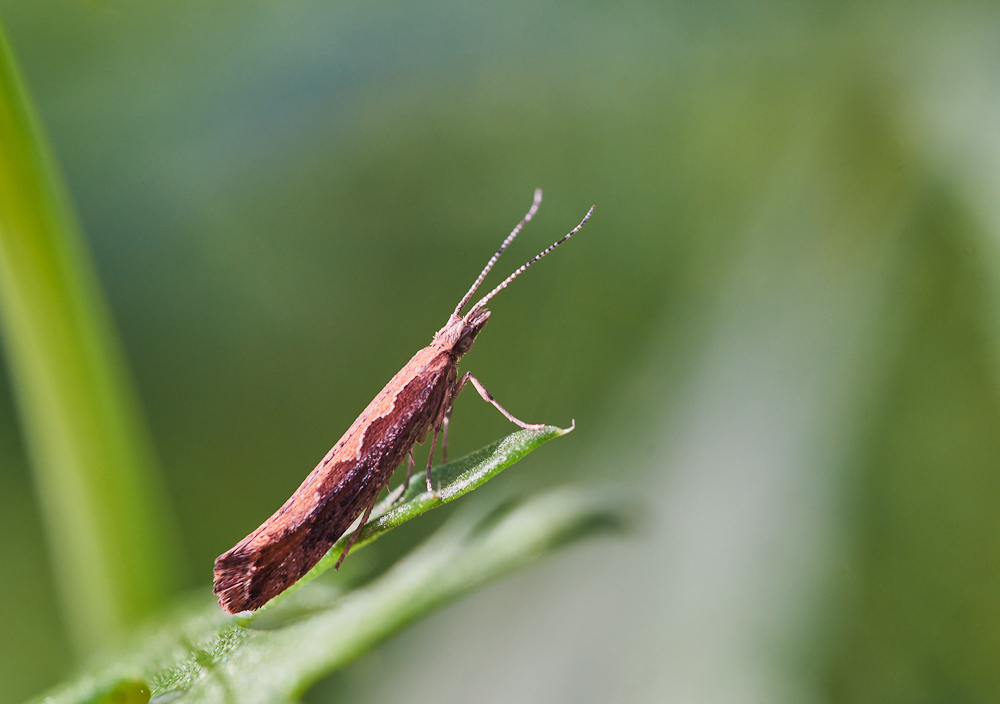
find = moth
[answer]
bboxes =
[213,190,592,614]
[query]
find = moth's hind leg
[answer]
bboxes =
[402,449,415,492]
[388,450,416,505]
[335,496,378,570]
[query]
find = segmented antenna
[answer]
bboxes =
[453,189,543,317]
[467,205,594,318]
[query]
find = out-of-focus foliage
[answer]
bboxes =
[28,434,613,704]
[0,16,180,659]
[2,1,1000,703]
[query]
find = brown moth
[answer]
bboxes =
[213,190,593,614]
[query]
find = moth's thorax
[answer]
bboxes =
[432,309,490,359]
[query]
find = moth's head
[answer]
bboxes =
[440,191,591,360]
[434,309,491,359]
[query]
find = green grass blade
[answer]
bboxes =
[235,488,616,701]
[247,423,573,617]
[26,430,613,704]
[150,488,615,704]
[0,18,180,654]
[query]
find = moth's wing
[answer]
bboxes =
[213,511,344,613]
[212,346,456,613]
[214,451,388,611]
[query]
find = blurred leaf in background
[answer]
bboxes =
[26,432,617,704]
[3,1,1000,703]
[0,3,182,686]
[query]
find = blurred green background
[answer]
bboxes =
[3,0,1000,702]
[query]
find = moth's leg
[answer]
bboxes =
[443,372,473,449]
[425,426,439,493]
[440,373,470,463]
[403,449,415,490]
[441,405,454,464]
[335,498,377,570]
[389,449,416,504]
[457,371,545,430]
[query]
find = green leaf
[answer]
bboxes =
[0,17,180,654]
[253,422,574,616]
[29,429,618,704]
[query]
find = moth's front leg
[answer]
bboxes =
[424,426,439,493]
[441,405,454,464]
[452,371,546,430]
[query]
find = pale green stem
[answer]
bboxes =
[0,18,180,656]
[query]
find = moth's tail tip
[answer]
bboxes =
[215,584,256,615]
[221,604,255,617]
[214,587,243,615]
[213,550,256,614]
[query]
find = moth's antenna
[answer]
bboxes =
[468,205,594,318]
[453,189,542,317]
